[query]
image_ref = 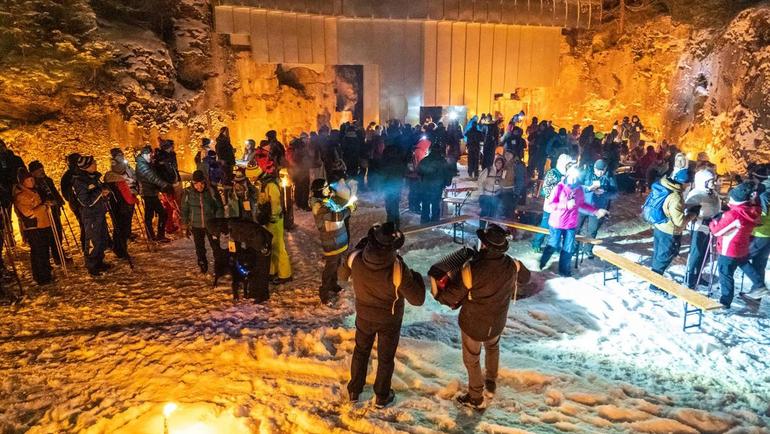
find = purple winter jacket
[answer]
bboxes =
[547,181,597,230]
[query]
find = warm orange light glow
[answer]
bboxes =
[163,402,178,418]
[172,423,215,434]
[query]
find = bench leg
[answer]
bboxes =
[682,302,703,331]
[453,221,465,245]
[602,264,620,285]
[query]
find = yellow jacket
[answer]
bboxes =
[14,186,51,230]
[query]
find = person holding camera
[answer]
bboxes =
[434,224,530,409]
[340,222,425,408]
[14,170,57,285]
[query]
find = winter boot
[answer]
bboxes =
[741,286,768,302]
[375,389,395,408]
[456,393,484,409]
[484,380,497,395]
[198,260,209,274]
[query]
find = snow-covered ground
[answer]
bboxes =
[1,177,769,433]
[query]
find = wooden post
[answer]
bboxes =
[619,0,626,34]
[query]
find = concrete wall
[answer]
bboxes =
[215,5,561,124]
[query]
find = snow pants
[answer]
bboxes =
[191,227,217,273]
[540,227,576,277]
[718,255,748,308]
[111,202,134,259]
[649,228,681,291]
[738,236,770,290]
[142,195,167,240]
[685,230,710,289]
[84,215,108,274]
[26,228,52,284]
[348,316,402,400]
[461,331,500,400]
[320,252,342,302]
[266,217,292,279]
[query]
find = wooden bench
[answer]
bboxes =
[481,218,602,245]
[442,189,475,243]
[402,215,471,244]
[593,246,723,331]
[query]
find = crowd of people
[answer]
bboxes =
[1,109,770,411]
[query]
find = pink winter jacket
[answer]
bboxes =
[709,202,760,258]
[547,182,597,230]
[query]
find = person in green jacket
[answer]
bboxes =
[181,170,223,273]
[225,167,259,221]
[740,180,770,300]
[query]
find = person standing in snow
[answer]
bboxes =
[434,224,530,409]
[71,156,113,277]
[135,146,172,243]
[14,170,55,285]
[465,116,483,179]
[180,170,223,274]
[738,178,770,301]
[310,178,351,304]
[255,164,292,284]
[215,126,236,173]
[104,148,138,261]
[709,182,761,308]
[683,167,721,289]
[477,155,505,228]
[531,154,574,252]
[28,160,71,266]
[61,152,86,252]
[539,166,608,277]
[341,223,425,408]
[578,159,617,258]
[647,170,693,292]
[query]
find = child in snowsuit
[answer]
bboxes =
[310,178,351,304]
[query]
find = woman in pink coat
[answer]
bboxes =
[539,166,608,276]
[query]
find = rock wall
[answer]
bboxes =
[1,1,768,177]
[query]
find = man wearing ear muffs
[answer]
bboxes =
[340,222,426,408]
[437,224,530,409]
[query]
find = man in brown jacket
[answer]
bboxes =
[14,170,56,285]
[438,224,531,409]
[341,222,426,408]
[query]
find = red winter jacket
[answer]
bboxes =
[709,202,760,258]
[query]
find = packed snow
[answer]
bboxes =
[1,181,769,433]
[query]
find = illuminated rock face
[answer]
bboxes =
[0,1,768,177]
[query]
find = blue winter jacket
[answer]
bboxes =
[582,171,618,210]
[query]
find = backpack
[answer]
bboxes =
[642,181,671,225]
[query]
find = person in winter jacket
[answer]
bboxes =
[135,146,171,242]
[289,135,312,211]
[465,116,483,179]
[215,126,236,172]
[417,144,451,223]
[436,224,530,409]
[498,151,519,219]
[60,152,86,252]
[265,130,286,169]
[478,155,505,228]
[71,156,113,276]
[104,149,138,260]
[155,140,181,235]
[649,171,693,292]
[545,128,571,168]
[578,159,617,257]
[340,222,425,408]
[501,126,526,159]
[532,154,574,252]
[709,182,761,308]
[539,166,608,276]
[241,139,257,165]
[310,178,352,304]
[225,167,259,222]
[255,166,292,284]
[739,179,770,301]
[0,140,26,205]
[14,170,55,284]
[683,167,721,289]
[29,160,71,265]
[181,170,223,274]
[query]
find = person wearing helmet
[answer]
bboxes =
[310,178,352,304]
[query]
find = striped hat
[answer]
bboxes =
[77,155,95,169]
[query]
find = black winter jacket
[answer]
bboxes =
[341,243,425,324]
[418,152,451,191]
[442,250,530,341]
[135,155,169,197]
[71,170,109,220]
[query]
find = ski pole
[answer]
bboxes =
[693,232,711,291]
[61,208,83,255]
[134,197,154,252]
[47,206,68,276]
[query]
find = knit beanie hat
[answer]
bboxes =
[594,159,608,171]
[110,148,124,158]
[672,168,690,184]
[729,182,754,204]
[192,170,206,183]
[77,155,95,170]
[28,160,44,173]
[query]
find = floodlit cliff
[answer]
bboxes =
[0,0,768,176]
